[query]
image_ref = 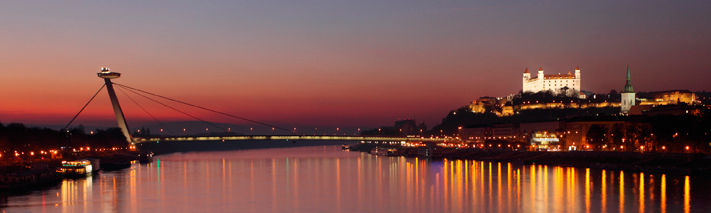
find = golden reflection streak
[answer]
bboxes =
[465,160,469,210]
[488,162,492,212]
[358,157,362,206]
[619,171,624,213]
[458,160,464,212]
[602,170,606,211]
[449,160,459,211]
[544,165,548,213]
[113,177,117,208]
[407,162,412,212]
[554,167,562,212]
[83,176,90,212]
[498,162,502,212]
[661,174,666,213]
[517,168,521,211]
[530,165,536,212]
[222,158,226,202]
[228,160,232,207]
[336,158,341,211]
[567,168,571,210]
[471,160,475,210]
[435,172,440,210]
[507,163,511,210]
[444,159,448,212]
[416,159,419,206]
[294,159,299,210]
[450,160,454,211]
[250,160,254,210]
[452,160,456,211]
[272,159,277,212]
[571,167,576,211]
[131,167,137,212]
[183,161,188,206]
[61,180,68,210]
[639,172,644,213]
[649,174,655,203]
[378,156,382,206]
[585,168,590,213]
[684,176,690,213]
[480,161,485,212]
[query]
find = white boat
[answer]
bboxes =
[59,159,100,177]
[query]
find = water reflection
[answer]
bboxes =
[2,146,710,212]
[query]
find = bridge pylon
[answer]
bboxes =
[97,67,133,144]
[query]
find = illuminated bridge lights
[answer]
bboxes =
[132,135,457,143]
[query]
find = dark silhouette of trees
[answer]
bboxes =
[586,125,608,150]
[0,123,128,158]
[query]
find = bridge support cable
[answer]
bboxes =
[114,83,302,135]
[64,84,106,130]
[117,85,229,133]
[115,86,177,135]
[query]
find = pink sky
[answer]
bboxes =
[1,1,710,130]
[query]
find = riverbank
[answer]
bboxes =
[0,151,140,190]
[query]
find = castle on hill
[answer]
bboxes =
[465,65,701,117]
[523,67,581,97]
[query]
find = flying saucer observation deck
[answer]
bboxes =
[97,67,121,79]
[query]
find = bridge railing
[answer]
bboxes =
[132,135,456,143]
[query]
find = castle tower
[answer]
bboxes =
[621,65,635,114]
[97,67,133,143]
[575,66,581,79]
[537,67,544,91]
[522,68,531,92]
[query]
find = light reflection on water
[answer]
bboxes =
[2,146,710,212]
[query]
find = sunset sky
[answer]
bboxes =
[1,1,710,131]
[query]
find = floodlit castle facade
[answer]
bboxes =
[522,67,581,94]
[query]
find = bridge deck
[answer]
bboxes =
[133,135,456,143]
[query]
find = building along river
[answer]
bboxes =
[1,146,709,212]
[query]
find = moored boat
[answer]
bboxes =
[59,159,100,177]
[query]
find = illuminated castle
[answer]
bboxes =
[522,67,581,96]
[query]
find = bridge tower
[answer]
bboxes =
[97,67,133,143]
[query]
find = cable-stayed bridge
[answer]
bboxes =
[66,68,455,145]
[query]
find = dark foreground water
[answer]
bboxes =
[2,146,710,212]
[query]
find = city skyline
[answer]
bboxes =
[2,1,711,128]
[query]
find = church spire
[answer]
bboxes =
[623,65,634,93]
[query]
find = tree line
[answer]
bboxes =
[0,123,128,156]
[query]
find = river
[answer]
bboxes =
[2,145,709,212]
